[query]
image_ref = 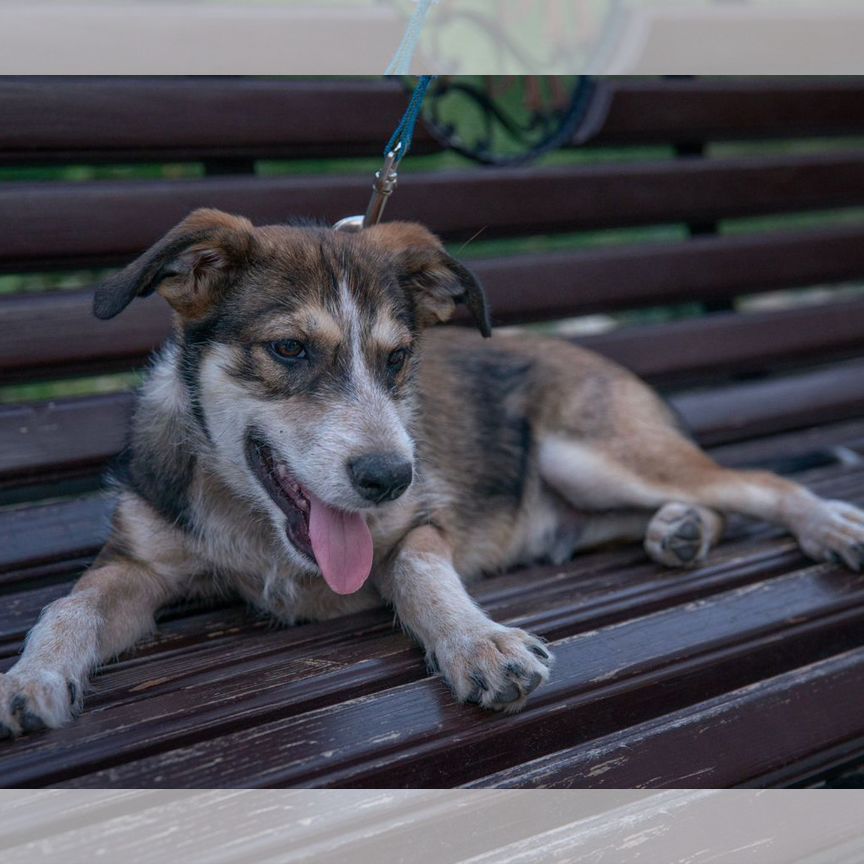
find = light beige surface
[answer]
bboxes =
[3,1,864,74]
[1,789,864,863]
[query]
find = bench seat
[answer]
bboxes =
[2,400,864,788]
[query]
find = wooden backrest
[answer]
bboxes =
[3,76,864,504]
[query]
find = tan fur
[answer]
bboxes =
[4,213,864,737]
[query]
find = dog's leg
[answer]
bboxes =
[0,555,185,737]
[375,525,552,713]
[540,432,864,572]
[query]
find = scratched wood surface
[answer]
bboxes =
[2,77,864,788]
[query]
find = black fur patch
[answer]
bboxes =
[178,321,216,442]
[110,340,199,530]
[458,351,534,504]
[111,440,196,531]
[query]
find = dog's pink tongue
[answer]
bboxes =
[307,493,373,595]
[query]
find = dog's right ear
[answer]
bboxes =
[93,208,254,321]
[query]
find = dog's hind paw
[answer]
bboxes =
[644,502,723,569]
[429,623,553,714]
[0,668,82,739]
[797,499,864,572]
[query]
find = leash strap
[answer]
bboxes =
[334,75,436,232]
[334,0,438,233]
[384,74,435,165]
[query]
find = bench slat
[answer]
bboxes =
[465,647,864,789]
[673,358,864,447]
[7,226,864,383]
[0,78,436,165]
[584,78,864,145]
[5,153,864,270]
[0,495,112,588]
[3,78,864,166]
[581,297,864,386]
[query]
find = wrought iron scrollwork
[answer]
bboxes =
[403,75,597,166]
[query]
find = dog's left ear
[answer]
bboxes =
[93,208,254,321]
[363,222,491,337]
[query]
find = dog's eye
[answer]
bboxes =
[269,340,307,362]
[387,348,409,373]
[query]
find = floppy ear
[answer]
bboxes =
[363,222,491,337]
[93,208,255,321]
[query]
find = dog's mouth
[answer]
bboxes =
[245,435,374,595]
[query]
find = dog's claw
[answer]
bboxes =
[528,643,551,663]
[525,671,544,694]
[494,682,521,704]
[469,672,489,692]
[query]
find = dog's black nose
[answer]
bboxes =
[348,454,413,503]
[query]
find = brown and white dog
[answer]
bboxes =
[2,208,864,736]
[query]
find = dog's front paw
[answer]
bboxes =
[796,500,864,572]
[0,669,82,739]
[429,624,553,714]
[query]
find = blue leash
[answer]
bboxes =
[334,4,438,231]
[385,74,435,165]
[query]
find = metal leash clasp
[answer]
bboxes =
[333,143,402,233]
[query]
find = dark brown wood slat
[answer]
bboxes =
[0,495,112,589]
[42,557,864,789]
[3,79,864,166]
[580,298,864,386]
[671,359,864,447]
[5,152,864,270]
[581,78,864,145]
[0,291,170,383]
[8,226,864,383]
[710,417,864,469]
[0,394,133,495]
[478,225,864,325]
[464,647,864,789]
[0,78,437,165]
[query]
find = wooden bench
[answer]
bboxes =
[2,77,864,788]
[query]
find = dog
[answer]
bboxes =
[2,207,864,737]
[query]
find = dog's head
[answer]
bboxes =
[95,208,490,594]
